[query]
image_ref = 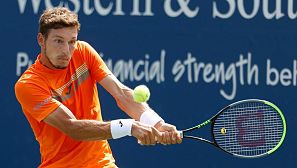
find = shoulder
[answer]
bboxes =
[74,40,97,59]
[15,68,48,96]
[75,40,93,51]
[74,40,102,62]
[15,72,52,110]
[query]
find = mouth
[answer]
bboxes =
[58,56,70,61]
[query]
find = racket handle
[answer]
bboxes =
[178,131,183,139]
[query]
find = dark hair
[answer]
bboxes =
[39,7,80,38]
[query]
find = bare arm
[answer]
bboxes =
[99,74,151,121]
[43,74,179,144]
[43,103,161,144]
[43,104,111,141]
[99,74,182,144]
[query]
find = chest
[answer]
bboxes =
[48,62,93,104]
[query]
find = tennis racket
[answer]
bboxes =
[179,99,286,158]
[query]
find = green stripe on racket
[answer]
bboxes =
[179,99,286,158]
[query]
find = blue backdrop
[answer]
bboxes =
[1,0,296,167]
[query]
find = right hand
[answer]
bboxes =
[131,121,162,145]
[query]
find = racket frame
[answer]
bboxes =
[179,99,287,158]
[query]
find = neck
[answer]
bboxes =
[39,51,56,69]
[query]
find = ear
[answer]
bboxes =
[37,33,45,47]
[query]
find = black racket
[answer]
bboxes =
[179,99,286,158]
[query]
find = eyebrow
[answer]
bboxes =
[52,35,77,40]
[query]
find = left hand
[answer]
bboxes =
[154,121,182,145]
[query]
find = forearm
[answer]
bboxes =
[99,75,163,126]
[100,75,149,119]
[65,119,111,141]
[64,118,136,141]
[115,88,165,127]
[115,86,149,120]
[43,102,135,141]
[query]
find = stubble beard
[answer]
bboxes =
[44,46,68,69]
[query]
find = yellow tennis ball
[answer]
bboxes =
[133,85,150,103]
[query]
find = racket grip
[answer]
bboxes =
[178,131,183,139]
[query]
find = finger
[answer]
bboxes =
[161,131,170,145]
[164,125,177,132]
[138,139,144,146]
[169,125,177,132]
[166,132,172,144]
[137,130,148,145]
[159,133,164,145]
[158,132,167,145]
[171,132,177,144]
[148,128,156,145]
[152,126,162,138]
[147,129,156,145]
[143,133,149,145]
[177,131,182,144]
[152,126,162,142]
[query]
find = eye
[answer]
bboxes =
[69,40,76,45]
[55,39,64,44]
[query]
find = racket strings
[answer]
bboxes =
[213,101,284,157]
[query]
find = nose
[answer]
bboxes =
[62,43,71,56]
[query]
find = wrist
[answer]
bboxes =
[140,110,164,126]
[110,119,135,139]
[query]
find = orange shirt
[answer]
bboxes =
[15,41,117,168]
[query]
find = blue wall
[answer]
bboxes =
[1,0,296,167]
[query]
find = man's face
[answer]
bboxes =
[39,27,78,69]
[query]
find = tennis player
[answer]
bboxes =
[15,7,181,168]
